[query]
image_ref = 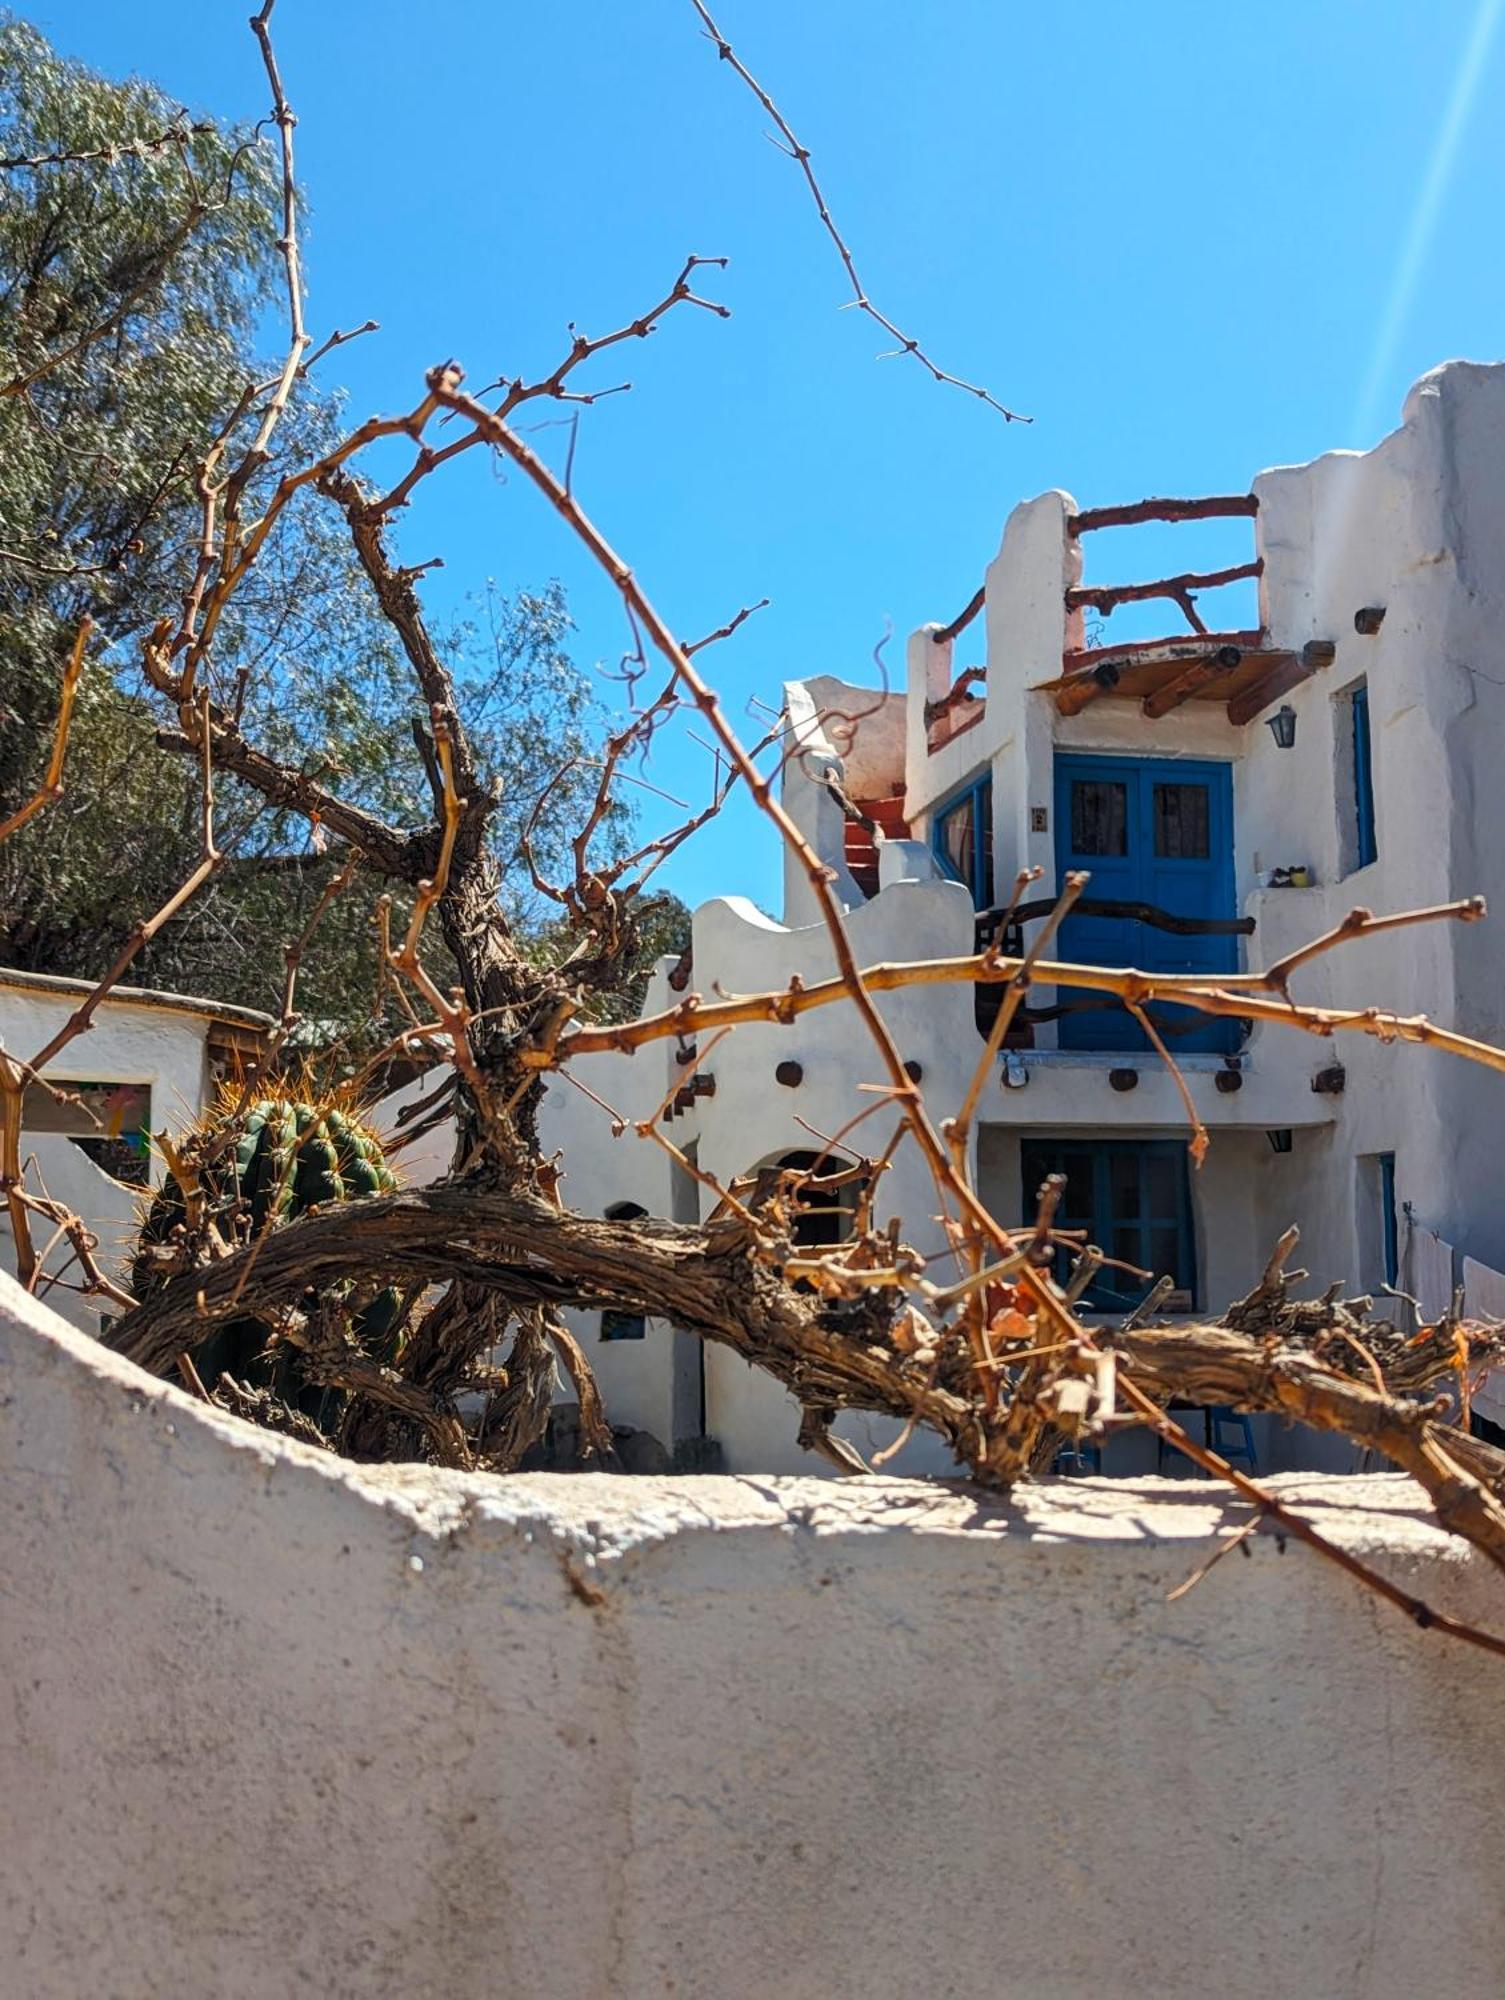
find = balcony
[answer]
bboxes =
[974,893,1256,1051]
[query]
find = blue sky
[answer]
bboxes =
[36,0,1505,912]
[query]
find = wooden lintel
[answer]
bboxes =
[1226,640,1336,725]
[1068,494,1258,537]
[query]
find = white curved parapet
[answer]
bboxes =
[4,1270,1505,1997]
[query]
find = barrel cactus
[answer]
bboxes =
[133,1092,405,1407]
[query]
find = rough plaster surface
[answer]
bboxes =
[5,1275,1505,1998]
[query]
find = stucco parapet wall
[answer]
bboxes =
[0,963,276,1032]
[8,1274,1505,1998]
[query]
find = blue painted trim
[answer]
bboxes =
[1020,1136,1196,1313]
[1379,1152,1398,1289]
[931,772,993,909]
[1352,683,1378,868]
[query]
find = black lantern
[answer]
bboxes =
[1266,704,1297,749]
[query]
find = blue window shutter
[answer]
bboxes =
[1353,685,1377,868]
[1379,1153,1398,1289]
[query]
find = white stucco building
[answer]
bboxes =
[0,968,272,1331]
[508,359,1505,1476]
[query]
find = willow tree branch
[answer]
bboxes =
[0,619,90,843]
[153,714,415,881]
[0,206,204,398]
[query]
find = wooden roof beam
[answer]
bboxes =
[1141,645,1247,719]
[1054,663,1117,717]
[1226,640,1337,725]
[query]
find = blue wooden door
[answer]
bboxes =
[1052,754,1237,1053]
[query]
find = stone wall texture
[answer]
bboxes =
[5,1271,1505,1998]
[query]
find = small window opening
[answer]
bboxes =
[1355,1152,1399,1296]
[21,1078,151,1187]
[1338,679,1378,874]
[1019,1137,1196,1313]
[932,774,994,910]
[601,1201,648,1340]
[768,1150,861,1249]
[1380,1152,1398,1289]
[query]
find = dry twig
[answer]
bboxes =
[687,0,1029,422]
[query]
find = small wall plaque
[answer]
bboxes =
[1030,806,1049,833]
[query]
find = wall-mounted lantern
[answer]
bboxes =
[1266,704,1297,750]
[1002,1051,1029,1090]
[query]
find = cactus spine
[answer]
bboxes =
[134,1093,404,1402]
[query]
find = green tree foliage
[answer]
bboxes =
[0,18,659,1048]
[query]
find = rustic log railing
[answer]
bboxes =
[1067,495,1261,650]
[923,666,986,728]
[1067,493,1258,536]
[931,585,985,647]
[974,896,1255,1045]
[926,495,1269,748]
[1066,559,1263,638]
[978,897,1256,946]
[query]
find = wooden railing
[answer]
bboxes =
[1066,493,1258,536]
[1066,493,1261,656]
[973,897,1255,1045]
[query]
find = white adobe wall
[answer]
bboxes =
[1240,361,1505,1288]
[0,1136,142,1331]
[902,360,1505,1326]
[6,1273,1505,2000]
[0,984,213,1158]
[0,988,216,1326]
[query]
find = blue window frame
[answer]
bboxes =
[1052,753,1238,1054]
[1020,1137,1196,1313]
[932,774,994,910]
[1351,683,1378,869]
[1379,1152,1398,1289]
